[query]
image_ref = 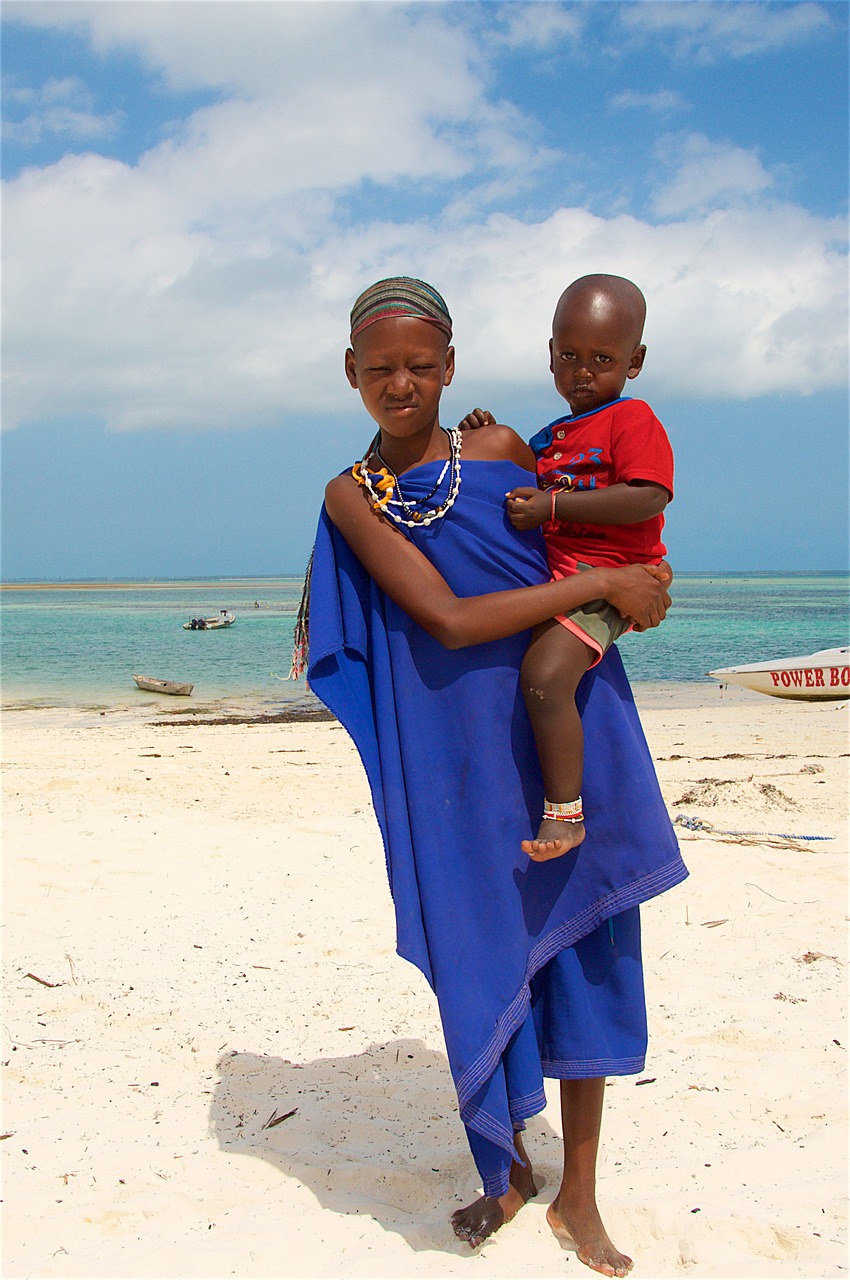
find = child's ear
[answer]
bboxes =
[627,345,646,379]
[344,347,358,388]
[548,337,555,374]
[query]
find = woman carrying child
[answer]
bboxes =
[300,277,687,1278]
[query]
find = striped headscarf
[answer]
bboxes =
[350,276,452,342]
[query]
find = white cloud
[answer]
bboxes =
[617,1,831,64]
[486,2,583,50]
[4,143,846,431]
[2,74,122,145]
[608,89,689,115]
[651,133,774,216]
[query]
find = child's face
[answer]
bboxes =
[549,300,645,416]
[345,317,455,441]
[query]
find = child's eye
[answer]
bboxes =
[594,355,612,365]
[559,351,575,362]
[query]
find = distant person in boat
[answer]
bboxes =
[300,276,685,1276]
[460,275,673,861]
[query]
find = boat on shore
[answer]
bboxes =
[183,610,236,631]
[707,647,850,701]
[133,674,194,696]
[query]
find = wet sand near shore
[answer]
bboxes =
[2,686,847,1278]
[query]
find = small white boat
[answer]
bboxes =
[708,647,850,701]
[183,610,236,631]
[133,674,194,696]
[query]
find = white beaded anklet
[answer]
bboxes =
[542,797,584,823]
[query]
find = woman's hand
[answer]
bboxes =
[600,563,672,631]
[506,487,549,529]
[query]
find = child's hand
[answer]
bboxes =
[457,407,496,431]
[506,487,550,529]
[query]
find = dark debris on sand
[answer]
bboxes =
[151,706,337,728]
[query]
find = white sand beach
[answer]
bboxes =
[2,686,847,1279]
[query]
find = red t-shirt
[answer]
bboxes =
[529,397,674,576]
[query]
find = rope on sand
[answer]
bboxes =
[674,814,833,842]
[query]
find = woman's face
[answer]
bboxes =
[345,317,455,442]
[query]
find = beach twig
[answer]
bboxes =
[745,882,819,905]
[262,1108,297,1129]
[25,973,64,988]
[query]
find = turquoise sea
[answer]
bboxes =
[1,574,848,711]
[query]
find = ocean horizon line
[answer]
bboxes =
[3,568,849,591]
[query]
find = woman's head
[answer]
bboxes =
[349,277,452,344]
[346,277,455,442]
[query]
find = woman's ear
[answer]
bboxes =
[344,347,358,388]
[443,345,456,387]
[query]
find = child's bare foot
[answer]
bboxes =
[451,1143,539,1248]
[522,817,585,861]
[546,1196,633,1277]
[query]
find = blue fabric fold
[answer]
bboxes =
[307,458,687,1174]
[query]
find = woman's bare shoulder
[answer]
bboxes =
[324,468,365,522]
[325,469,356,496]
[461,422,535,469]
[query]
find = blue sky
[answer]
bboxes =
[2,0,848,578]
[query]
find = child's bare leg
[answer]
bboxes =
[521,620,595,860]
[451,1131,538,1248]
[547,1078,633,1278]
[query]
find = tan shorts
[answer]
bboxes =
[554,563,632,667]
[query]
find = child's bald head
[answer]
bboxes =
[549,274,648,416]
[553,275,646,352]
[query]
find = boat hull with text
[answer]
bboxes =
[707,647,850,701]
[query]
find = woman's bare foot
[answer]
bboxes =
[546,1196,632,1277]
[522,817,585,861]
[451,1142,539,1248]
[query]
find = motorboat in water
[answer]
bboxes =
[707,647,850,701]
[183,610,236,631]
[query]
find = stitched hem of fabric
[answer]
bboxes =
[483,1169,511,1199]
[540,1054,646,1078]
[463,1102,519,1150]
[508,1087,547,1122]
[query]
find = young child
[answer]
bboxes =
[468,274,674,861]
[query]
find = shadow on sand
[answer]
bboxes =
[209,1039,561,1254]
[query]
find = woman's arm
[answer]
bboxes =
[324,474,671,650]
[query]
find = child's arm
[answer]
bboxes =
[506,481,669,531]
[325,473,672,649]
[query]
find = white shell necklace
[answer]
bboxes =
[352,427,463,528]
